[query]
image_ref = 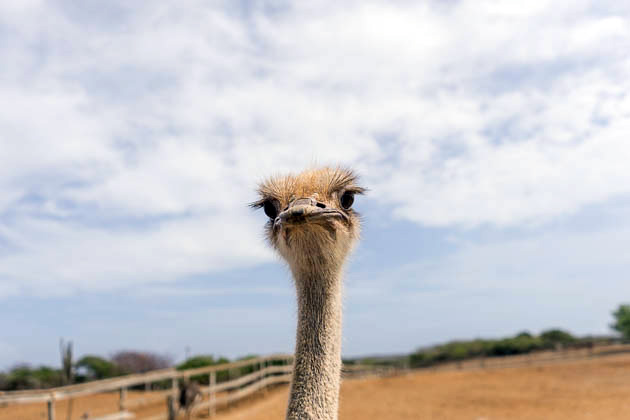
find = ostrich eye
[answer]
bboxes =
[339,191,354,210]
[263,199,279,219]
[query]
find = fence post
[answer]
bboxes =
[260,359,267,395]
[171,376,177,398]
[119,387,127,411]
[47,399,55,420]
[208,371,216,417]
[167,395,176,420]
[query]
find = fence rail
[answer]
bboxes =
[0,354,294,420]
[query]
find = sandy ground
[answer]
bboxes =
[213,353,630,420]
[3,352,630,420]
[0,390,170,420]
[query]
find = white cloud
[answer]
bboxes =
[1,0,629,296]
[0,214,271,297]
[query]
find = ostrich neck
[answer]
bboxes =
[287,263,343,420]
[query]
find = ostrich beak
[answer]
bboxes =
[275,198,346,227]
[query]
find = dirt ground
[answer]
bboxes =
[3,353,630,420]
[213,353,630,420]
[0,390,169,420]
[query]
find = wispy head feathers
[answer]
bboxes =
[252,166,365,207]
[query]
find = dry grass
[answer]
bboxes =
[3,352,630,420]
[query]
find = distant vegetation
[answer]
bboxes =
[408,329,590,368]
[110,351,172,374]
[347,329,619,369]
[0,350,176,391]
[0,364,63,391]
[346,306,630,369]
[176,354,230,384]
[611,304,630,339]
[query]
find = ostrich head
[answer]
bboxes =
[251,167,365,275]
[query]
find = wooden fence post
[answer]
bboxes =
[47,399,55,420]
[167,395,176,420]
[260,359,267,395]
[119,387,127,411]
[208,371,216,417]
[171,376,177,397]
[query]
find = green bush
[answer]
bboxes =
[409,331,554,368]
[1,365,63,390]
[409,352,430,367]
[76,355,120,381]
[234,355,260,376]
[540,329,575,347]
[31,366,62,387]
[177,355,230,384]
[611,304,630,340]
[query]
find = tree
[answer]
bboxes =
[1,365,63,390]
[0,365,64,390]
[177,355,221,370]
[177,355,230,384]
[60,339,73,385]
[111,351,172,374]
[540,329,575,346]
[4,365,41,390]
[76,356,119,380]
[611,304,630,340]
[31,366,62,388]
[236,354,259,375]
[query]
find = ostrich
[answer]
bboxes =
[251,167,365,420]
[178,380,201,420]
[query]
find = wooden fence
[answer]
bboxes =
[0,354,294,420]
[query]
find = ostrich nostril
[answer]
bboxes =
[316,202,326,208]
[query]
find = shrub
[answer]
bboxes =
[111,351,172,374]
[611,304,630,340]
[177,355,230,384]
[409,331,553,368]
[540,329,575,347]
[1,365,63,390]
[76,355,120,381]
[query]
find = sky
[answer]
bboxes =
[1,0,630,369]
